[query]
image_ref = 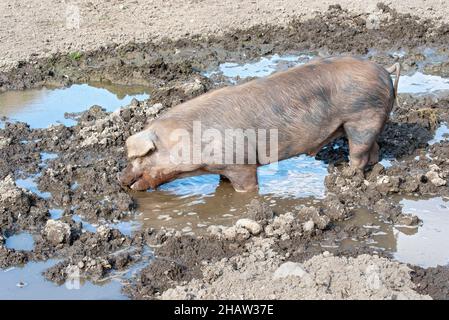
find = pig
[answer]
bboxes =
[119,56,400,192]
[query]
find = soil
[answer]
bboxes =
[1,3,449,300]
[411,265,449,300]
[1,0,449,71]
[3,3,449,92]
[160,239,430,300]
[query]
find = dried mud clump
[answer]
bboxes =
[122,234,243,299]
[411,265,449,300]
[0,248,29,269]
[159,241,429,300]
[245,198,274,224]
[0,175,49,234]
[40,226,142,284]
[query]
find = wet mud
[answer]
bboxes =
[1,4,449,299]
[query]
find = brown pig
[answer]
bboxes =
[119,56,400,192]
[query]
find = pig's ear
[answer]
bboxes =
[126,130,157,158]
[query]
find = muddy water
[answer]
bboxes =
[4,232,34,251]
[398,72,449,94]
[0,259,126,300]
[204,54,314,83]
[134,155,327,231]
[0,83,149,128]
[338,197,449,268]
[429,123,449,145]
[395,196,449,267]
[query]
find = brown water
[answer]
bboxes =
[133,155,327,232]
[395,196,449,267]
[336,196,449,268]
[0,83,149,128]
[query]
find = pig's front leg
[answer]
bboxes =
[221,165,258,192]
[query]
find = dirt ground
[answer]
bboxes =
[160,239,430,300]
[1,0,449,71]
[1,2,449,300]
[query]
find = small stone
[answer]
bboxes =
[303,220,315,232]
[207,225,223,238]
[223,226,250,241]
[396,214,420,226]
[236,218,262,235]
[273,262,308,279]
[77,261,85,269]
[97,225,111,238]
[44,220,71,245]
[425,171,447,187]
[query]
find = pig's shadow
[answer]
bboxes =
[315,121,432,165]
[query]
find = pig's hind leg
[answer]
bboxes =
[368,142,380,165]
[344,120,382,169]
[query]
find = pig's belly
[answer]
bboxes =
[275,125,345,161]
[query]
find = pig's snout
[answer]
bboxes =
[118,165,155,191]
[118,165,139,188]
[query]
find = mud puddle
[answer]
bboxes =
[204,53,314,83]
[71,214,140,236]
[4,232,34,251]
[0,83,149,128]
[398,73,449,94]
[337,196,449,268]
[206,51,449,94]
[3,52,448,236]
[395,196,449,267]
[0,259,126,300]
[429,123,449,145]
[135,154,327,231]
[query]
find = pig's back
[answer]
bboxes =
[160,56,394,131]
